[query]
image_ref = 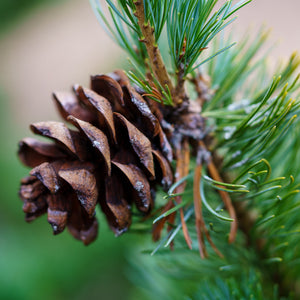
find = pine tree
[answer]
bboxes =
[18,0,300,298]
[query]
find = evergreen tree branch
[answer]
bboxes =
[90,1,300,297]
[133,0,179,105]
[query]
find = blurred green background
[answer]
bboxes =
[0,93,133,300]
[1,0,300,299]
[0,1,134,299]
[0,76,133,297]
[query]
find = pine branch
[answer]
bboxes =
[214,155,295,298]
[92,0,249,107]
[133,0,178,104]
[88,1,300,298]
[138,28,300,296]
[174,64,187,105]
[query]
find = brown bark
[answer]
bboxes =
[133,1,180,105]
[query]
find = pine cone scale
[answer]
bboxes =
[114,112,155,178]
[104,174,132,235]
[66,194,98,245]
[74,85,117,143]
[19,179,42,200]
[20,181,47,222]
[122,86,160,138]
[18,138,67,168]
[47,208,68,235]
[156,127,173,162]
[152,149,173,189]
[30,122,77,155]
[91,75,124,107]
[30,162,60,194]
[68,116,111,175]
[112,161,151,212]
[58,162,98,217]
[53,91,96,124]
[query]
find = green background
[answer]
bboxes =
[0,1,135,299]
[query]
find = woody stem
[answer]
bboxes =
[175,64,187,104]
[133,0,180,105]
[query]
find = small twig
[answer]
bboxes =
[175,64,187,104]
[202,223,224,258]
[174,139,192,249]
[193,148,223,259]
[152,139,193,248]
[152,200,174,241]
[133,1,178,105]
[199,141,237,243]
[191,72,213,107]
[193,162,207,258]
[207,159,238,243]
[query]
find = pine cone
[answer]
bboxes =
[18,70,173,245]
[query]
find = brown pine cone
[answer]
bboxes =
[18,70,173,245]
